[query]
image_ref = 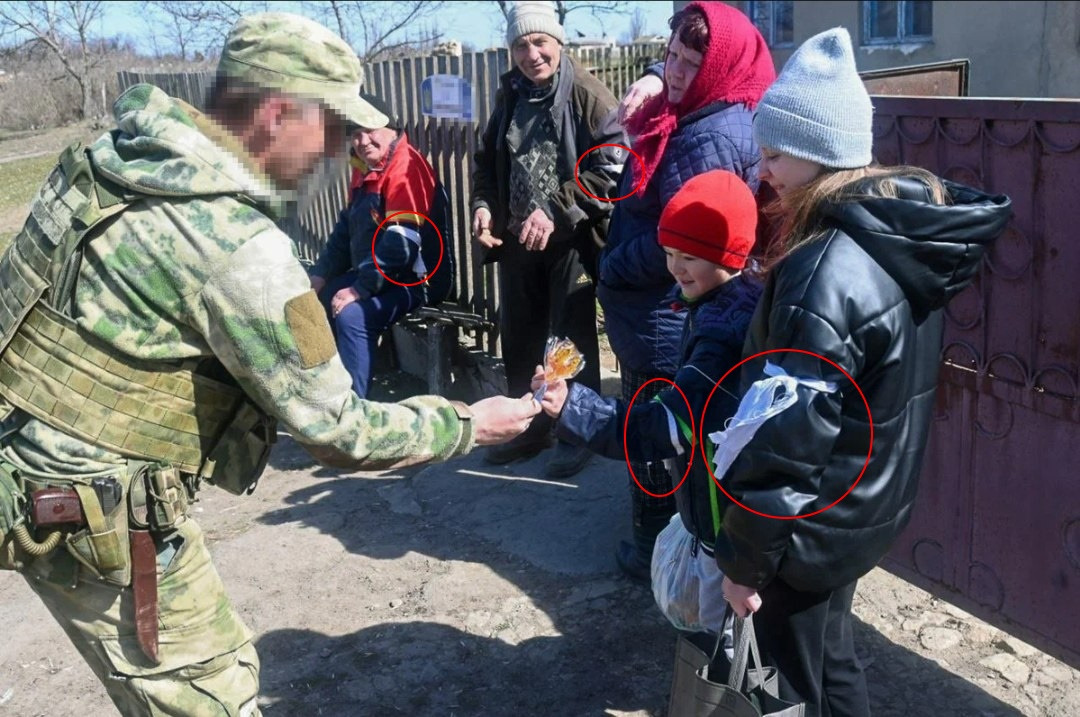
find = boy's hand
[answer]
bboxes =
[530,364,568,418]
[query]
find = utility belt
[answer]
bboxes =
[6,460,189,664]
[16,462,187,579]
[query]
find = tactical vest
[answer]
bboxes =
[0,142,275,496]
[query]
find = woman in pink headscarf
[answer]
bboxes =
[596,2,775,582]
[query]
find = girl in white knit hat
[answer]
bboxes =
[711,27,1013,716]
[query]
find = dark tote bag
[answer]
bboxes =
[667,612,805,717]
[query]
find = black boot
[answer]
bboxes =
[615,536,654,583]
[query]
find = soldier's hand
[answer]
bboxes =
[619,73,665,126]
[310,274,327,294]
[469,394,541,445]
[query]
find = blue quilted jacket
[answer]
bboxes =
[597,101,760,375]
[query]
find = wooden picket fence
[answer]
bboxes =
[117,43,663,353]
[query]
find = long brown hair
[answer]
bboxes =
[759,164,949,273]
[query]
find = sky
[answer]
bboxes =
[93,1,680,57]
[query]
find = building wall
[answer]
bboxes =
[669,1,1080,99]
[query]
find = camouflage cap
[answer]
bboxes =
[217,12,388,129]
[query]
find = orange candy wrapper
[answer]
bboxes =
[533,336,586,402]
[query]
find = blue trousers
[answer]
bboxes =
[318,271,421,397]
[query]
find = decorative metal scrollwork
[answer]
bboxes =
[969,561,1005,611]
[974,395,1014,440]
[982,119,1034,149]
[944,281,985,331]
[913,539,946,584]
[983,225,1034,280]
[942,163,984,191]
[1065,519,1080,572]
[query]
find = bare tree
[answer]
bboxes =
[317,1,446,62]
[627,5,646,42]
[140,1,443,64]
[495,0,629,38]
[143,1,254,61]
[0,0,106,119]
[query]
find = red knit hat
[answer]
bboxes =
[658,170,758,271]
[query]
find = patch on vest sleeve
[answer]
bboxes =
[285,290,336,369]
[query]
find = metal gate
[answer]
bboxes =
[873,96,1080,669]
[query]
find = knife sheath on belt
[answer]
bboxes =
[130,529,160,663]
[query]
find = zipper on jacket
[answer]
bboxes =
[691,533,700,557]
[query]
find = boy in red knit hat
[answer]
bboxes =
[532,169,762,631]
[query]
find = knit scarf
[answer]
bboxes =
[627,1,776,197]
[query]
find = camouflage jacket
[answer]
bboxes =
[0,84,473,477]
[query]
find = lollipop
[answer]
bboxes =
[533,336,585,401]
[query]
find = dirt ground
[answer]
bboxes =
[0,120,105,164]
[1,365,1078,716]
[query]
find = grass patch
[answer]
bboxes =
[0,153,56,214]
[0,231,12,254]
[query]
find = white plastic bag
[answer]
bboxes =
[651,514,702,632]
[709,361,838,480]
[650,514,729,634]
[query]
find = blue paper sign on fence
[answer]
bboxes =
[420,74,473,121]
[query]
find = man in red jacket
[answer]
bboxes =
[310,93,453,397]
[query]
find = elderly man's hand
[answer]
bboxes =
[519,208,554,252]
[330,286,362,317]
[472,207,502,248]
[618,73,664,125]
[469,394,541,445]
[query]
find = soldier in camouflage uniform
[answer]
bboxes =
[0,12,538,716]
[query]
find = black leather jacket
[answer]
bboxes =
[713,177,1012,593]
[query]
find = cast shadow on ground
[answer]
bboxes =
[253,443,1025,716]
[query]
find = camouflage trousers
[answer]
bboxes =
[22,517,261,716]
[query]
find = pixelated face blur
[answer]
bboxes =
[351,125,398,168]
[512,32,561,86]
[757,148,826,202]
[261,97,346,190]
[664,247,733,300]
[665,35,703,105]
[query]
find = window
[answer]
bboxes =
[863,1,933,44]
[747,1,794,48]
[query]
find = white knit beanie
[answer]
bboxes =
[753,27,873,169]
[506,1,566,46]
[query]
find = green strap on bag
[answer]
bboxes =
[668,402,725,536]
